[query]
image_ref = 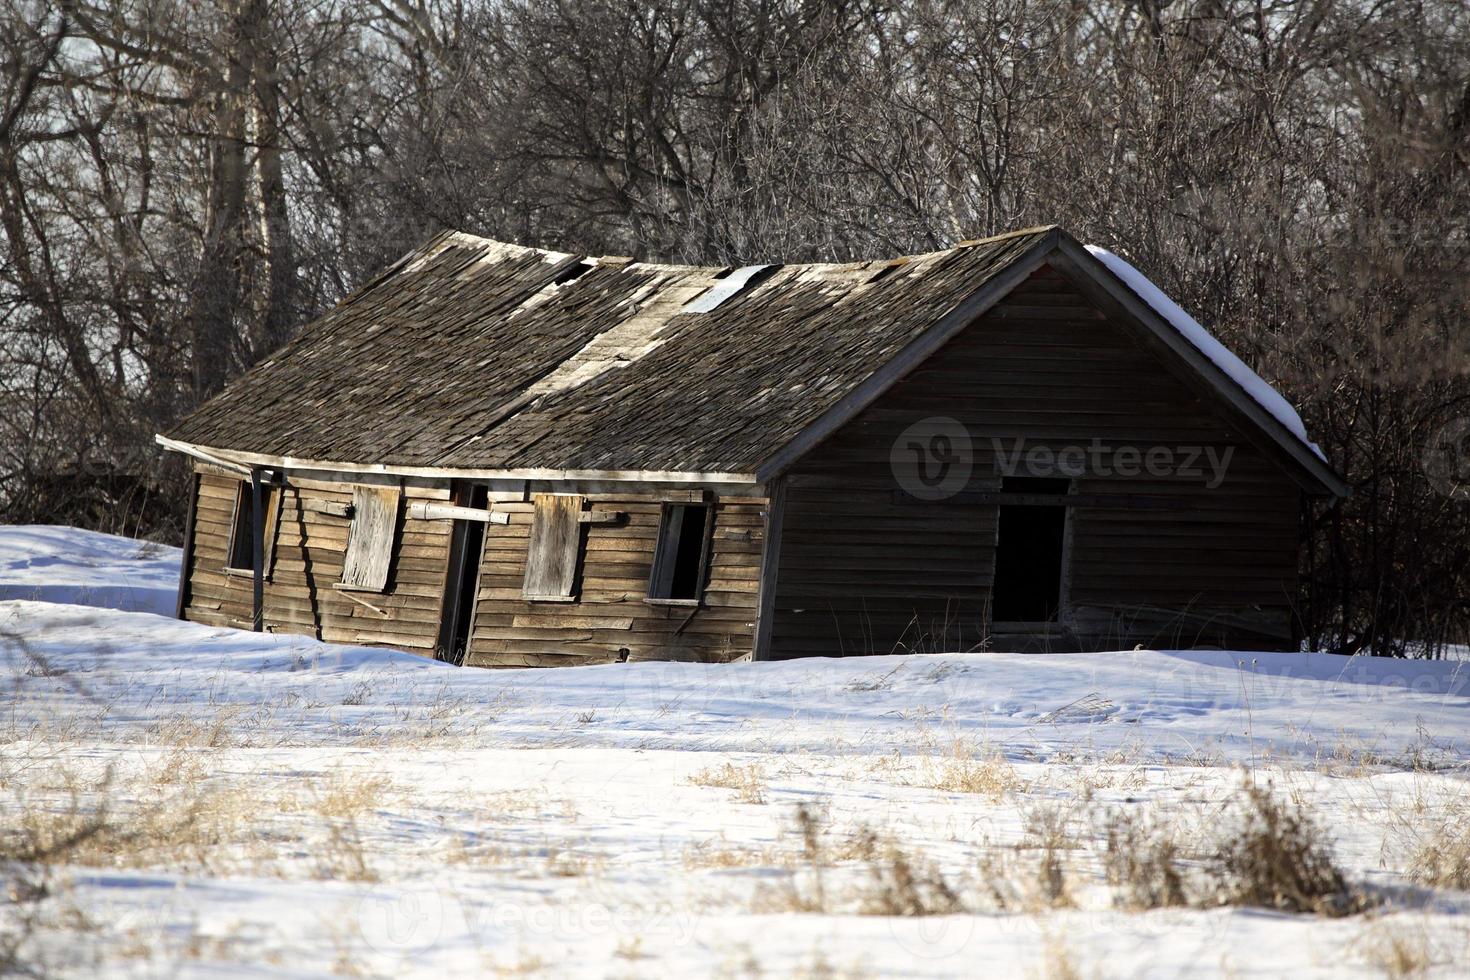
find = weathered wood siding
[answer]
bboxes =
[182,469,452,653]
[184,472,766,664]
[768,264,1300,658]
[465,495,765,667]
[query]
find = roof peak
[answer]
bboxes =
[424,224,1065,276]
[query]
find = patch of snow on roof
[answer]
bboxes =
[1085,245,1324,461]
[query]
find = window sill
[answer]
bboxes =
[524,594,578,603]
[222,566,272,581]
[643,597,701,608]
[333,582,385,594]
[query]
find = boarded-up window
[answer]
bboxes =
[648,503,712,602]
[522,493,584,601]
[225,480,280,575]
[338,486,401,592]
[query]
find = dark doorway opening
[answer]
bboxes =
[437,483,488,664]
[225,480,278,572]
[991,476,1070,622]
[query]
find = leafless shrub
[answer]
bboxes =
[1207,781,1372,917]
[856,837,965,917]
[1102,810,1190,910]
[1019,805,1078,909]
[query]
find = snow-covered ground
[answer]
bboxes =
[2,526,1468,977]
[0,524,180,615]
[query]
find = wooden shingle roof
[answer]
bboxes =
[166,227,1054,478]
[163,225,1346,495]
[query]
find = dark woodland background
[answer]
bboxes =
[2,0,1467,655]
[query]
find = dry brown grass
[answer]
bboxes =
[1358,921,1437,978]
[684,837,795,870]
[613,936,646,960]
[1089,780,1377,917]
[544,845,599,877]
[1406,818,1470,891]
[312,774,390,820]
[1031,935,1086,980]
[690,762,768,804]
[141,710,244,749]
[752,804,966,916]
[1,772,260,875]
[444,834,509,867]
[485,948,549,976]
[790,950,873,979]
[921,740,1019,799]
[0,755,401,885]
[315,816,377,882]
[977,848,1074,913]
[1016,805,1079,909]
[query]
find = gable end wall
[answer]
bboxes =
[768,265,1302,657]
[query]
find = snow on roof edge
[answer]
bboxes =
[1083,245,1325,462]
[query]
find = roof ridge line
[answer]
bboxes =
[952,224,1061,248]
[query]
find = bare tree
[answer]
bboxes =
[1,0,1466,653]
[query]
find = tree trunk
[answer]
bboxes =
[187,2,251,399]
[247,0,298,359]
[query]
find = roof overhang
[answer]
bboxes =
[155,435,760,488]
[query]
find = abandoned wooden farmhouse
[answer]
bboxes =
[158,225,1347,665]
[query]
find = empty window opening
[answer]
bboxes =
[338,485,401,592]
[438,483,488,664]
[649,504,712,601]
[225,480,279,573]
[522,493,585,601]
[991,477,1070,623]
